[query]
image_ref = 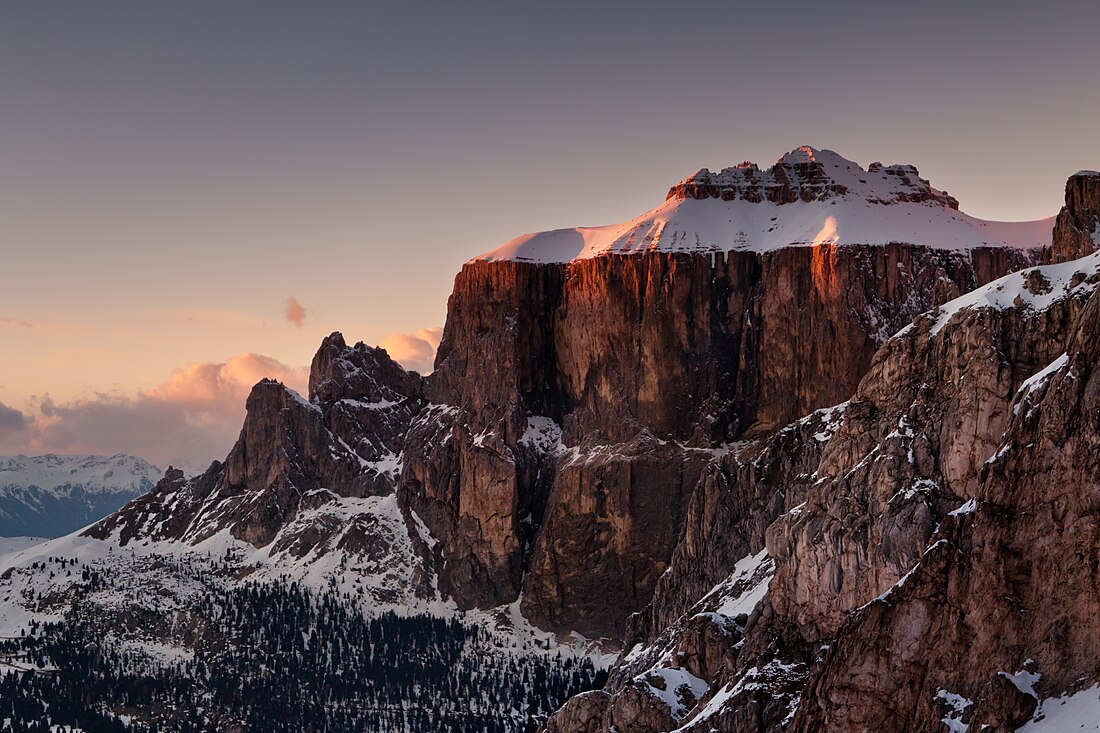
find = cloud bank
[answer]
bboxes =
[0,401,27,434]
[0,354,307,471]
[379,327,443,374]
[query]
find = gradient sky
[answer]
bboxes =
[1,0,1097,468]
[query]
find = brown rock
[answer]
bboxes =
[790,282,1100,731]
[409,242,1029,636]
[1044,170,1100,263]
[87,334,426,561]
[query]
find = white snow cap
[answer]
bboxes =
[0,453,162,495]
[475,146,1054,263]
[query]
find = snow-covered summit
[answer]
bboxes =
[0,453,162,496]
[669,146,960,208]
[0,454,162,538]
[475,146,1054,263]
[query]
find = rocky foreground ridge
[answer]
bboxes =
[3,149,1098,732]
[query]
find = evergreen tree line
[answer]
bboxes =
[0,581,607,732]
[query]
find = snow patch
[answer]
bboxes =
[1018,353,1069,397]
[641,667,709,720]
[1019,685,1100,731]
[1000,666,1040,698]
[948,499,977,517]
[519,416,564,454]
[936,689,974,733]
[695,549,773,620]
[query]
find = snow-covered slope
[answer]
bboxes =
[0,453,161,537]
[477,147,1053,263]
[903,248,1100,337]
[0,536,43,557]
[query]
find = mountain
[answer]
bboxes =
[1045,169,1100,263]
[414,146,1046,639]
[1,146,1098,732]
[0,453,161,537]
[482,147,1051,263]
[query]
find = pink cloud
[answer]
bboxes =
[285,297,307,328]
[379,327,443,374]
[0,354,308,471]
[148,353,308,411]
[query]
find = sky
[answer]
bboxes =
[0,0,1097,469]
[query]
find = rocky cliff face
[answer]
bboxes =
[1044,170,1100,264]
[89,334,431,593]
[542,249,1100,732]
[406,242,1030,638]
[791,252,1100,732]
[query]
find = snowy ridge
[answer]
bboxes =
[671,147,960,208]
[0,453,161,495]
[0,454,162,538]
[0,501,611,662]
[901,249,1100,338]
[476,147,1053,263]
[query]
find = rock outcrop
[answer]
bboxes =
[550,250,1100,732]
[76,149,1100,732]
[395,148,1058,639]
[89,333,427,563]
[667,146,960,209]
[791,252,1100,731]
[1045,170,1100,263]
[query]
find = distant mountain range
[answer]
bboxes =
[0,453,161,537]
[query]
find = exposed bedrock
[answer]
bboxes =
[1044,170,1100,264]
[402,243,1032,636]
[543,250,1100,732]
[90,334,427,558]
[791,267,1100,732]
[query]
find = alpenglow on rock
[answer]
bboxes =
[479,147,1051,262]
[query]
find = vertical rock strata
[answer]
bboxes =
[540,170,1099,731]
[1044,170,1100,263]
[405,243,1029,636]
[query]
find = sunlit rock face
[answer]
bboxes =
[400,147,1045,637]
[666,146,960,209]
[90,333,428,567]
[74,149,1100,733]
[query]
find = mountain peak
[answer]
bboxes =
[777,144,827,165]
[477,148,1054,263]
[666,146,959,210]
[0,453,162,493]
